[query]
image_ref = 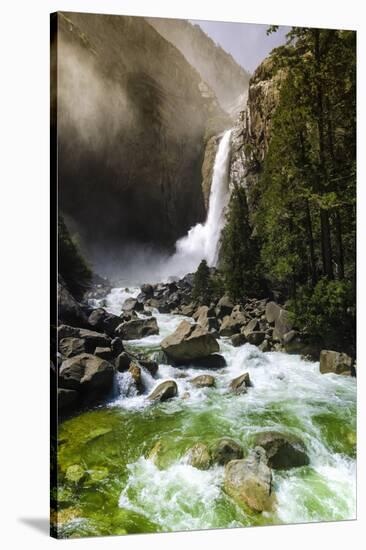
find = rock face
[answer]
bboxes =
[211,438,243,465]
[254,432,309,470]
[58,281,88,327]
[148,380,178,402]
[147,17,250,114]
[115,317,159,340]
[319,350,355,376]
[54,12,228,252]
[224,447,275,513]
[187,442,211,470]
[161,320,219,363]
[59,353,115,405]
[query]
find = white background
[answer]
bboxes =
[0,0,364,548]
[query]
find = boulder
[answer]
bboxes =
[94,347,113,361]
[115,317,159,340]
[243,318,259,337]
[180,303,196,317]
[128,363,144,394]
[254,431,309,469]
[58,388,79,412]
[148,380,178,402]
[189,354,227,369]
[272,309,294,341]
[138,358,159,376]
[190,374,216,388]
[141,284,154,297]
[319,350,355,376]
[186,443,211,470]
[215,295,234,319]
[193,305,216,322]
[111,337,124,357]
[57,281,88,327]
[231,333,247,347]
[59,337,88,358]
[246,331,266,346]
[219,312,246,337]
[161,320,219,363]
[229,372,251,394]
[59,353,115,405]
[265,301,282,324]
[122,297,144,313]
[211,438,243,465]
[224,447,275,513]
[87,308,121,336]
[115,352,132,372]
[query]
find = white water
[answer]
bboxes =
[96,287,356,528]
[164,129,232,278]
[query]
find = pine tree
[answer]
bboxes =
[192,259,212,304]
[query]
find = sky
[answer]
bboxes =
[190,20,290,73]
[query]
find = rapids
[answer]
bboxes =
[56,287,356,537]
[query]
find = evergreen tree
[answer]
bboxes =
[192,259,212,304]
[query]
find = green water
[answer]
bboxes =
[54,350,356,538]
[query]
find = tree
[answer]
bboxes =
[192,259,212,304]
[220,186,263,301]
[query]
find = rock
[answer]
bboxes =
[138,358,159,376]
[283,330,297,345]
[259,339,270,352]
[87,308,121,336]
[254,431,309,469]
[243,318,259,337]
[58,388,79,412]
[147,440,164,466]
[219,312,246,337]
[187,443,211,470]
[65,464,85,483]
[190,374,216,388]
[224,447,275,512]
[128,363,144,394]
[231,333,247,347]
[59,353,114,405]
[59,337,88,358]
[180,303,196,317]
[58,281,88,327]
[211,438,243,465]
[229,372,251,394]
[265,301,282,324]
[148,380,178,402]
[115,352,132,372]
[94,347,113,360]
[122,297,144,313]
[246,331,266,345]
[190,354,227,369]
[111,337,124,357]
[57,326,111,350]
[161,320,219,363]
[272,309,294,341]
[115,317,159,340]
[141,284,154,297]
[193,305,215,322]
[215,295,234,319]
[319,350,355,376]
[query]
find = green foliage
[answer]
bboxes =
[289,278,355,351]
[220,187,264,302]
[192,260,212,304]
[58,215,92,300]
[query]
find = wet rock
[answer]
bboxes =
[319,350,355,376]
[246,331,266,346]
[87,308,121,336]
[115,352,132,372]
[115,317,159,340]
[141,283,154,298]
[211,438,243,465]
[231,333,247,347]
[254,431,309,469]
[190,374,216,388]
[224,447,275,512]
[58,388,79,412]
[128,363,144,394]
[122,297,144,313]
[111,337,124,357]
[59,353,114,405]
[187,442,211,470]
[138,358,159,376]
[229,372,251,394]
[148,380,178,402]
[190,354,227,369]
[161,320,219,363]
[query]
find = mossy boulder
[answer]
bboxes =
[186,442,211,470]
[254,431,309,469]
[211,438,243,465]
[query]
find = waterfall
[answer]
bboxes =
[165,129,232,278]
